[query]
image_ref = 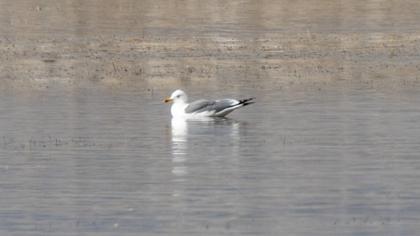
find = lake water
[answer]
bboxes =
[1,84,420,235]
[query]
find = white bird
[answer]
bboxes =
[164,89,255,118]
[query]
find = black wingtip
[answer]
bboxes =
[242,101,255,106]
[239,97,255,106]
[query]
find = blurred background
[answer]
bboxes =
[1,0,420,90]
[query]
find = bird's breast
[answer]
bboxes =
[171,103,188,117]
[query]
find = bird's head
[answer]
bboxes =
[164,89,188,104]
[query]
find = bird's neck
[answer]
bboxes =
[171,101,188,117]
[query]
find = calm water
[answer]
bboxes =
[1,84,420,235]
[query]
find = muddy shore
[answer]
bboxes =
[1,0,420,90]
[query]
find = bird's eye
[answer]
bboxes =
[176,95,181,98]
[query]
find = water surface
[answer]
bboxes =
[1,85,420,235]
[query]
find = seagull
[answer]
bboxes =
[164,89,255,118]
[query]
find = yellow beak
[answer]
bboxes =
[164,97,173,103]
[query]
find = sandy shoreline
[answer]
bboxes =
[1,0,420,90]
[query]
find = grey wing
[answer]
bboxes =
[212,99,239,112]
[185,99,238,114]
[184,99,214,113]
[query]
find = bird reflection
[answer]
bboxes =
[170,117,241,180]
[171,117,189,178]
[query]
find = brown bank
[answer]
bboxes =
[1,0,420,91]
